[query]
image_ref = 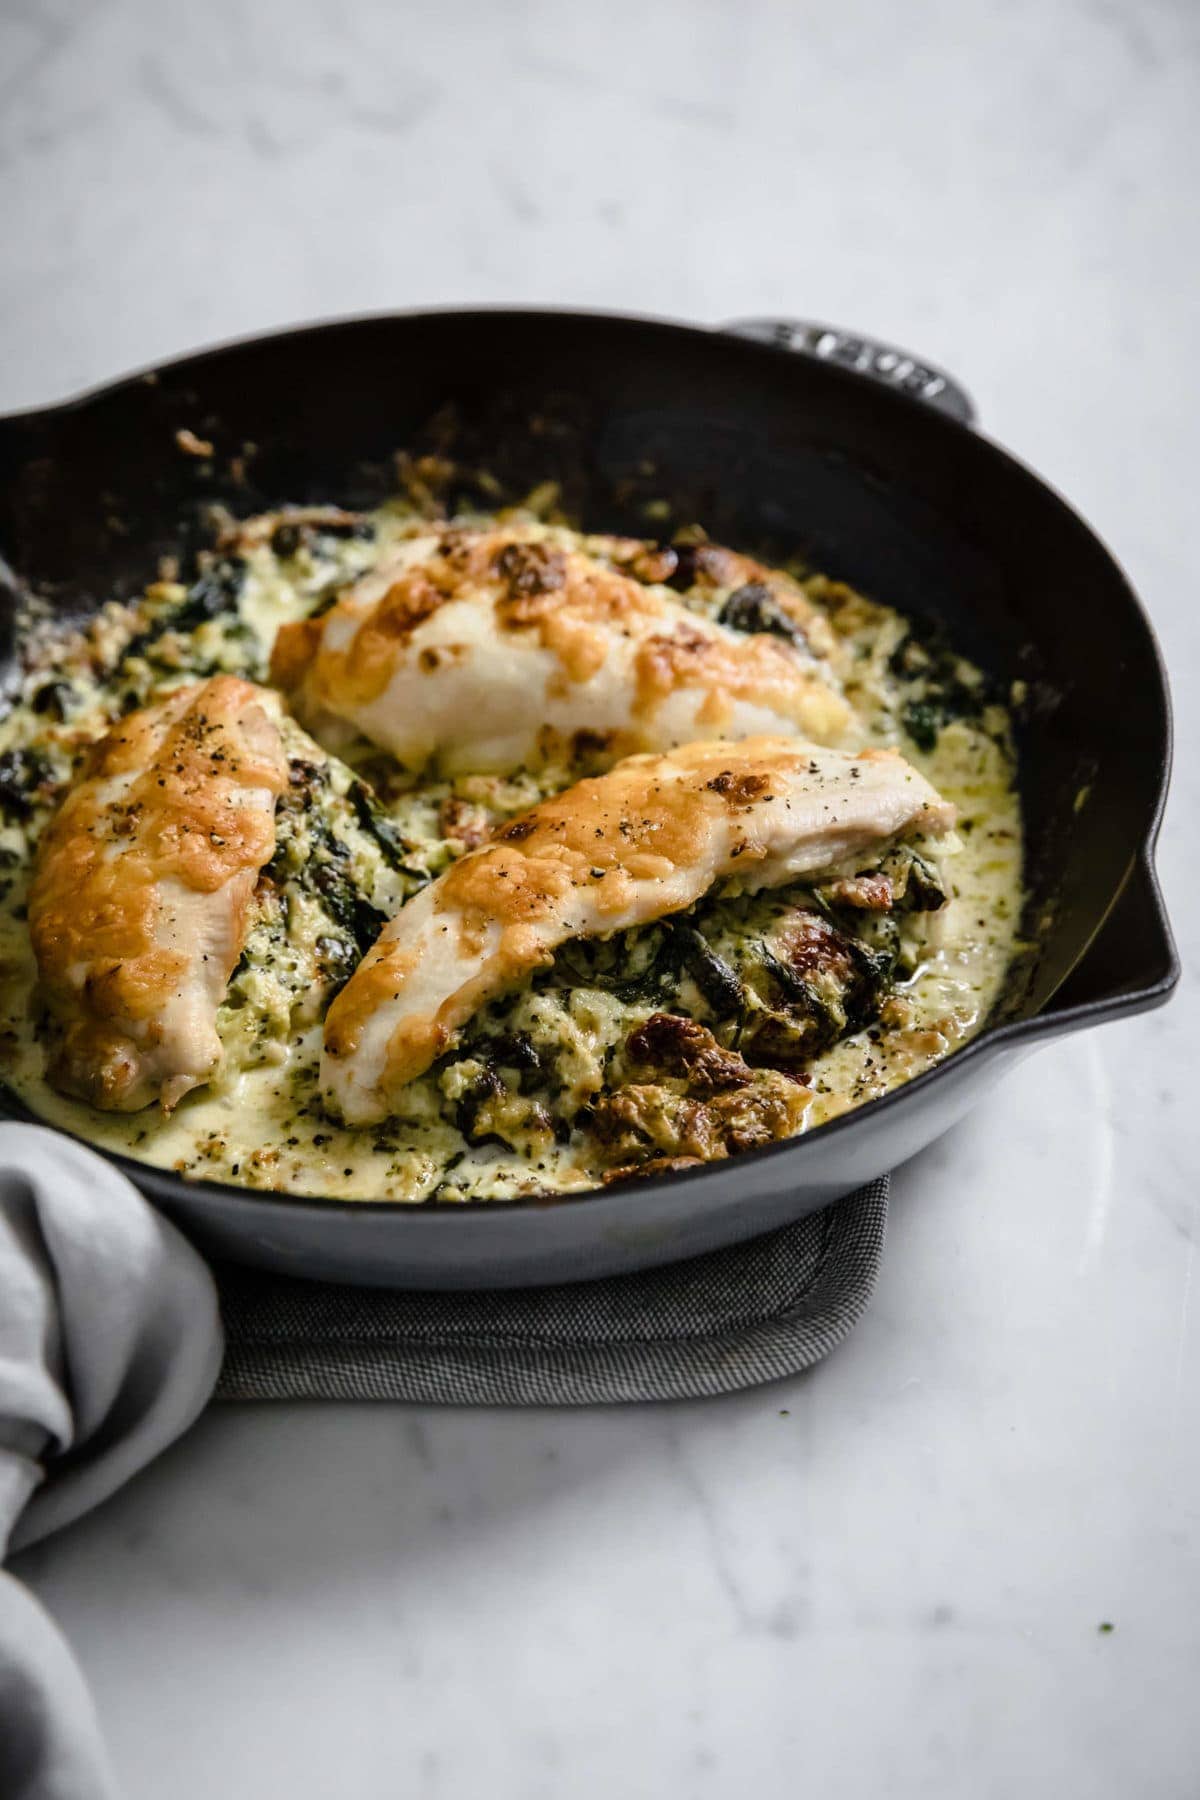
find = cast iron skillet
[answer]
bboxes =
[0,310,1178,1287]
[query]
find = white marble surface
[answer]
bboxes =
[2,1,1198,1795]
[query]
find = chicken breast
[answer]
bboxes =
[322,736,955,1124]
[29,676,288,1112]
[270,525,854,775]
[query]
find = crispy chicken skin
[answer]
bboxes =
[321,736,955,1125]
[270,525,853,775]
[28,676,288,1112]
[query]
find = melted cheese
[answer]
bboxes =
[271,524,853,773]
[0,502,1025,1203]
[28,676,287,1111]
[323,739,954,1124]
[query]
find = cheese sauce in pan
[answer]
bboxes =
[0,498,1023,1202]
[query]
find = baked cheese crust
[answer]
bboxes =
[28,675,287,1111]
[271,524,854,775]
[322,737,954,1124]
[0,496,1022,1202]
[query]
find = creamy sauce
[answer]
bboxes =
[0,502,1024,1202]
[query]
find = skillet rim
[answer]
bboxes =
[0,305,1179,1220]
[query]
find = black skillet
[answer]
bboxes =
[0,310,1178,1286]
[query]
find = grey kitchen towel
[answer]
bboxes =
[0,1125,224,1800]
[0,1119,886,1800]
[215,1177,889,1404]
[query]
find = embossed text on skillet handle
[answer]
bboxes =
[721,318,977,427]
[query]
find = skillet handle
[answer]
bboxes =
[722,318,977,427]
[1036,851,1179,1028]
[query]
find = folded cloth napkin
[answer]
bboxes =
[0,1125,223,1800]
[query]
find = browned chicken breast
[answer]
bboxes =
[322,735,955,1125]
[270,524,854,775]
[28,676,288,1111]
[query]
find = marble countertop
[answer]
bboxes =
[2,1,1196,1795]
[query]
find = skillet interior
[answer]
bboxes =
[0,309,1176,1282]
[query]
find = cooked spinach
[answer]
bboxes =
[347,779,427,882]
[310,857,387,956]
[547,920,680,1004]
[896,849,947,911]
[266,758,390,961]
[717,582,804,646]
[0,748,52,820]
[119,560,246,669]
[454,1067,506,1146]
[670,924,744,1018]
[891,625,998,750]
[30,680,72,720]
[903,699,942,752]
[537,879,904,1073]
[545,913,744,1013]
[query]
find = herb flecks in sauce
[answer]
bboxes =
[0,503,1024,1202]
